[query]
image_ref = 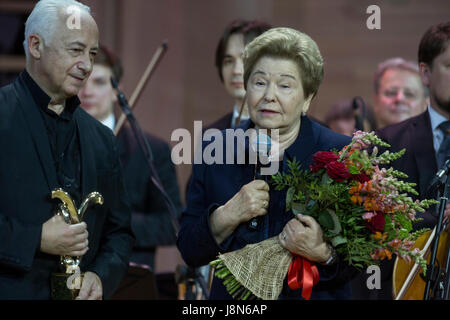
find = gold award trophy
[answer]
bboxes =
[50,188,104,300]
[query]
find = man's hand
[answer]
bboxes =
[76,271,103,300]
[40,215,89,256]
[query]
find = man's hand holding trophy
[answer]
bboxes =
[41,189,104,300]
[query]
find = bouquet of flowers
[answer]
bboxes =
[210,131,437,300]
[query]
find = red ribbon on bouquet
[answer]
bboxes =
[287,255,319,300]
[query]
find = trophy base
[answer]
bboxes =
[51,272,84,300]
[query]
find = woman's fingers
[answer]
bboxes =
[252,179,270,191]
[295,214,317,228]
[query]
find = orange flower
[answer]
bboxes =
[349,182,364,194]
[388,239,402,249]
[344,160,354,168]
[350,195,362,204]
[373,232,383,240]
[373,249,385,260]
[373,232,387,243]
[372,247,392,260]
[349,184,363,204]
[363,197,379,211]
[358,183,364,192]
[349,186,357,194]
[366,181,373,192]
[385,249,393,260]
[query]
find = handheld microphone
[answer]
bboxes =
[248,131,271,230]
[427,159,450,196]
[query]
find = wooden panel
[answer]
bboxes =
[0,0,35,13]
[0,55,25,71]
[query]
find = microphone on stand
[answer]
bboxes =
[352,96,367,131]
[426,159,450,197]
[248,130,271,230]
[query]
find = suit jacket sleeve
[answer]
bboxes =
[0,215,43,271]
[0,83,45,272]
[86,132,135,299]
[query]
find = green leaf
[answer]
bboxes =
[292,202,307,215]
[307,199,316,210]
[286,187,295,211]
[307,200,318,215]
[321,174,332,185]
[331,235,347,247]
[348,164,360,175]
[394,213,412,232]
[384,215,395,235]
[398,228,409,239]
[326,209,342,234]
[319,210,335,230]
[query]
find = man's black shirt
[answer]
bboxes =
[21,71,82,205]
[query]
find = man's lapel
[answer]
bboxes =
[410,111,437,198]
[75,111,97,198]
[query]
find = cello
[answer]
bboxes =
[393,162,450,300]
[392,226,449,300]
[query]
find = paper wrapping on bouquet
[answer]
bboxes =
[217,236,292,300]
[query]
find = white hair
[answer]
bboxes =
[23,0,91,59]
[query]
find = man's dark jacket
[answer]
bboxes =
[0,73,134,299]
[376,110,438,225]
[117,127,182,269]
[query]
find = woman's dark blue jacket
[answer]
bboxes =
[177,116,358,300]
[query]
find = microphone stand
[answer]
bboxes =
[111,78,210,300]
[443,226,450,299]
[424,172,450,300]
[175,265,211,300]
[352,96,366,131]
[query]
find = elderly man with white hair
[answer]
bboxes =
[0,0,134,300]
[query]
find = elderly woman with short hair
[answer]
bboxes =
[177,27,356,300]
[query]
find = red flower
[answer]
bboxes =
[353,173,370,183]
[366,212,386,233]
[310,151,339,172]
[325,161,352,182]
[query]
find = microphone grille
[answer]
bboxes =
[251,132,271,156]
